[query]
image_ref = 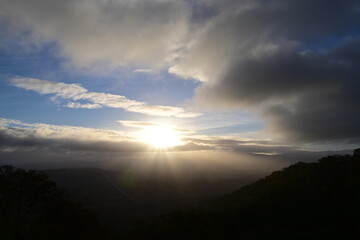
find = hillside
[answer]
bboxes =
[44,168,258,239]
[0,165,106,240]
[131,151,360,240]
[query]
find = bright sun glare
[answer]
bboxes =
[139,125,183,148]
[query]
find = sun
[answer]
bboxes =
[138,125,183,148]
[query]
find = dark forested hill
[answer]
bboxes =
[131,151,360,240]
[0,166,106,240]
[44,167,258,239]
[2,151,359,239]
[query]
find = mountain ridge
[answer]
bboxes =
[130,150,360,239]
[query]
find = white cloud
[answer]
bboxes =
[11,77,202,118]
[119,120,194,133]
[66,102,102,109]
[134,69,153,73]
[0,0,191,71]
[126,105,202,118]
[0,117,131,142]
[11,77,87,97]
[119,120,159,128]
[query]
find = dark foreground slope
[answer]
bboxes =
[45,168,258,239]
[131,152,360,240]
[0,166,106,240]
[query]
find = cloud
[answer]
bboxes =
[11,77,202,118]
[0,118,353,171]
[2,0,360,143]
[0,118,212,154]
[0,118,287,154]
[0,0,190,71]
[11,77,87,97]
[184,136,295,154]
[66,102,102,109]
[134,69,153,73]
[1,116,352,159]
[119,120,195,134]
[0,118,147,153]
[119,120,160,129]
[170,0,360,143]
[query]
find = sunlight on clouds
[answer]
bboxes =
[0,117,328,162]
[119,120,186,148]
[138,125,184,148]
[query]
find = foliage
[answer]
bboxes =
[0,165,107,240]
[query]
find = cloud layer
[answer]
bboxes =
[0,117,264,154]
[0,118,353,172]
[0,117,315,155]
[11,77,201,118]
[0,0,190,70]
[171,0,360,143]
[2,0,360,143]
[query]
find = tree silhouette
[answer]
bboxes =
[0,165,107,240]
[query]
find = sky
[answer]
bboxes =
[0,0,359,171]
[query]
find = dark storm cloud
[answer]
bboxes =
[195,38,360,142]
[171,0,360,143]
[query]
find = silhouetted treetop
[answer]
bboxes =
[0,165,107,240]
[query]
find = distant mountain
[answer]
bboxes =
[45,167,258,239]
[131,150,360,240]
[3,150,359,239]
